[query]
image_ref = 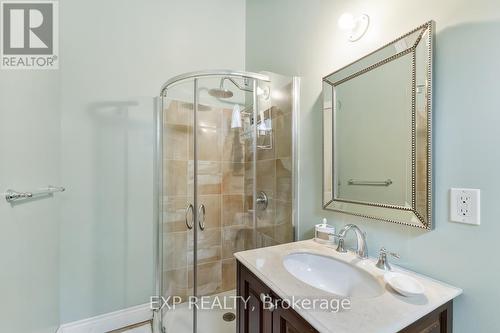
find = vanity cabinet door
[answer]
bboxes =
[237,261,318,333]
[271,305,318,333]
[399,301,452,333]
[237,261,273,333]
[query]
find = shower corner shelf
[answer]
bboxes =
[240,106,274,150]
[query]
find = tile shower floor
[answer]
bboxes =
[162,290,237,333]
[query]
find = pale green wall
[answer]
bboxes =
[246,0,500,332]
[335,56,412,205]
[59,0,247,323]
[0,70,60,332]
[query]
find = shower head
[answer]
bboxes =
[208,77,234,99]
[208,87,234,99]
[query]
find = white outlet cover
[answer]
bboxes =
[450,188,480,225]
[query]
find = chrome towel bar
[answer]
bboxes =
[5,186,65,203]
[347,179,393,186]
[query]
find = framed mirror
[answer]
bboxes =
[322,21,434,229]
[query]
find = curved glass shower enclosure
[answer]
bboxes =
[156,70,297,333]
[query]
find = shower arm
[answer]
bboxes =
[220,77,271,101]
[221,77,254,93]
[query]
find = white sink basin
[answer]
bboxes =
[283,252,384,298]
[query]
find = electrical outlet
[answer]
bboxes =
[450,188,480,225]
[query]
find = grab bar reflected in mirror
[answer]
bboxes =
[347,179,392,186]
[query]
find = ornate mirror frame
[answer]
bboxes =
[322,21,434,229]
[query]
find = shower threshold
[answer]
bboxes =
[108,320,152,333]
[162,290,237,333]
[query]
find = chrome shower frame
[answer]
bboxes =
[154,70,271,333]
[159,70,270,96]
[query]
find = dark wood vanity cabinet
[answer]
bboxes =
[237,261,271,333]
[237,261,317,333]
[237,261,453,333]
[399,301,453,333]
[270,303,318,333]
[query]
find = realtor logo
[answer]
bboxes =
[1,1,58,69]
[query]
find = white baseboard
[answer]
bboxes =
[57,303,153,333]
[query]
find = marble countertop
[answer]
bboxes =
[234,240,462,333]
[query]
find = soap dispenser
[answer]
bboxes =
[314,218,336,244]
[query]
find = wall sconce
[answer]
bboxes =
[338,13,370,42]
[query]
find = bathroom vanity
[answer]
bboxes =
[236,20,461,333]
[235,240,461,333]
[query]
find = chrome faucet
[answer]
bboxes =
[334,224,368,259]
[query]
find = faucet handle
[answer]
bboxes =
[328,232,347,253]
[335,237,347,253]
[379,247,400,259]
[376,247,399,271]
[328,233,347,253]
[328,232,342,239]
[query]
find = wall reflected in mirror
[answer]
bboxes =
[322,21,434,229]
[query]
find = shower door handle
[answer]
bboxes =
[198,204,206,231]
[185,204,194,230]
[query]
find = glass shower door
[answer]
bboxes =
[161,79,195,333]
[159,71,295,333]
[194,76,257,333]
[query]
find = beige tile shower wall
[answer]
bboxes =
[163,101,251,300]
[163,101,191,303]
[249,76,295,249]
